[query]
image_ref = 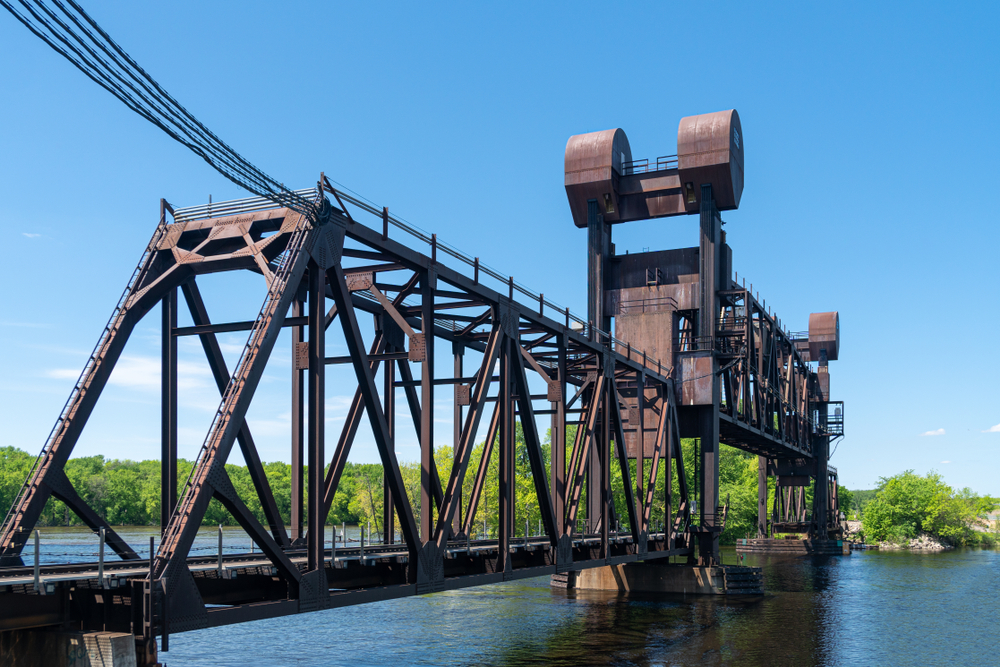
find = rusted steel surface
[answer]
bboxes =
[677,109,744,212]
[808,311,840,361]
[564,128,632,227]
[574,110,843,565]
[564,109,744,227]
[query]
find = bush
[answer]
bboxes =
[861,470,997,545]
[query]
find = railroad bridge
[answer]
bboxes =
[0,110,844,666]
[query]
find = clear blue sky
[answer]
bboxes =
[1,2,997,493]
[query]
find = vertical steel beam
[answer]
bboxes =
[452,342,464,536]
[498,337,513,573]
[160,287,178,534]
[420,272,436,543]
[586,197,610,537]
[636,369,645,524]
[813,394,830,538]
[586,199,611,334]
[551,334,566,534]
[664,400,672,539]
[396,359,446,510]
[758,456,768,538]
[587,401,602,532]
[383,347,396,545]
[599,372,610,556]
[697,183,721,565]
[307,263,325,572]
[291,297,305,542]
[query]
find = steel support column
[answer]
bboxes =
[586,199,611,533]
[758,456,768,538]
[420,272,436,543]
[636,369,645,526]
[551,334,567,531]
[813,398,830,539]
[497,337,513,572]
[599,369,610,555]
[160,287,177,534]
[452,342,464,536]
[698,183,721,565]
[383,335,396,545]
[291,297,305,542]
[307,263,325,572]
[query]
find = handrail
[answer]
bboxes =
[170,185,675,380]
[171,188,318,223]
[621,155,678,175]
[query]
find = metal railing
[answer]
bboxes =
[621,155,678,175]
[717,316,748,332]
[171,188,319,224]
[173,185,674,379]
[617,295,678,315]
[676,335,715,352]
[826,402,845,437]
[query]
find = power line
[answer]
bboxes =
[1,0,317,217]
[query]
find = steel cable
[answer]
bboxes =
[0,0,316,216]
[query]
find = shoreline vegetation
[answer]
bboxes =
[853,470,997,549]
[2,440,995,549]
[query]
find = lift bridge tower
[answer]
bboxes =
[564,110,844,563]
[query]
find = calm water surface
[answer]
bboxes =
[25,530,1000,666]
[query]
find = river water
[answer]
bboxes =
[20,529,1000,665]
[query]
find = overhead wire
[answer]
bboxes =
[0,0,316,216]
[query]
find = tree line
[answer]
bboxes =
[2,432,854,546]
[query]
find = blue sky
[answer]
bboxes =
[1,2,997,493]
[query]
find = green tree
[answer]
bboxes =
[861,470,997,545]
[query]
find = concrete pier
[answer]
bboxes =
[553,563,763,595]
[0,630,139,667]
[735,538,849,556]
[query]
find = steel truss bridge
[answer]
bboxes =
[0,166,842,661]
[0,180,700,652]
[0,5,847,666]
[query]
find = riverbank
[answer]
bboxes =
[877,532,953,551]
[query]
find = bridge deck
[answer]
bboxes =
[0,531,686,633]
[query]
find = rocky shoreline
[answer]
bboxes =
[844,521,953,551]
[877,533,953,551]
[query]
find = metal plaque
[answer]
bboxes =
[294,342,309,370]
[408,333,426,362]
